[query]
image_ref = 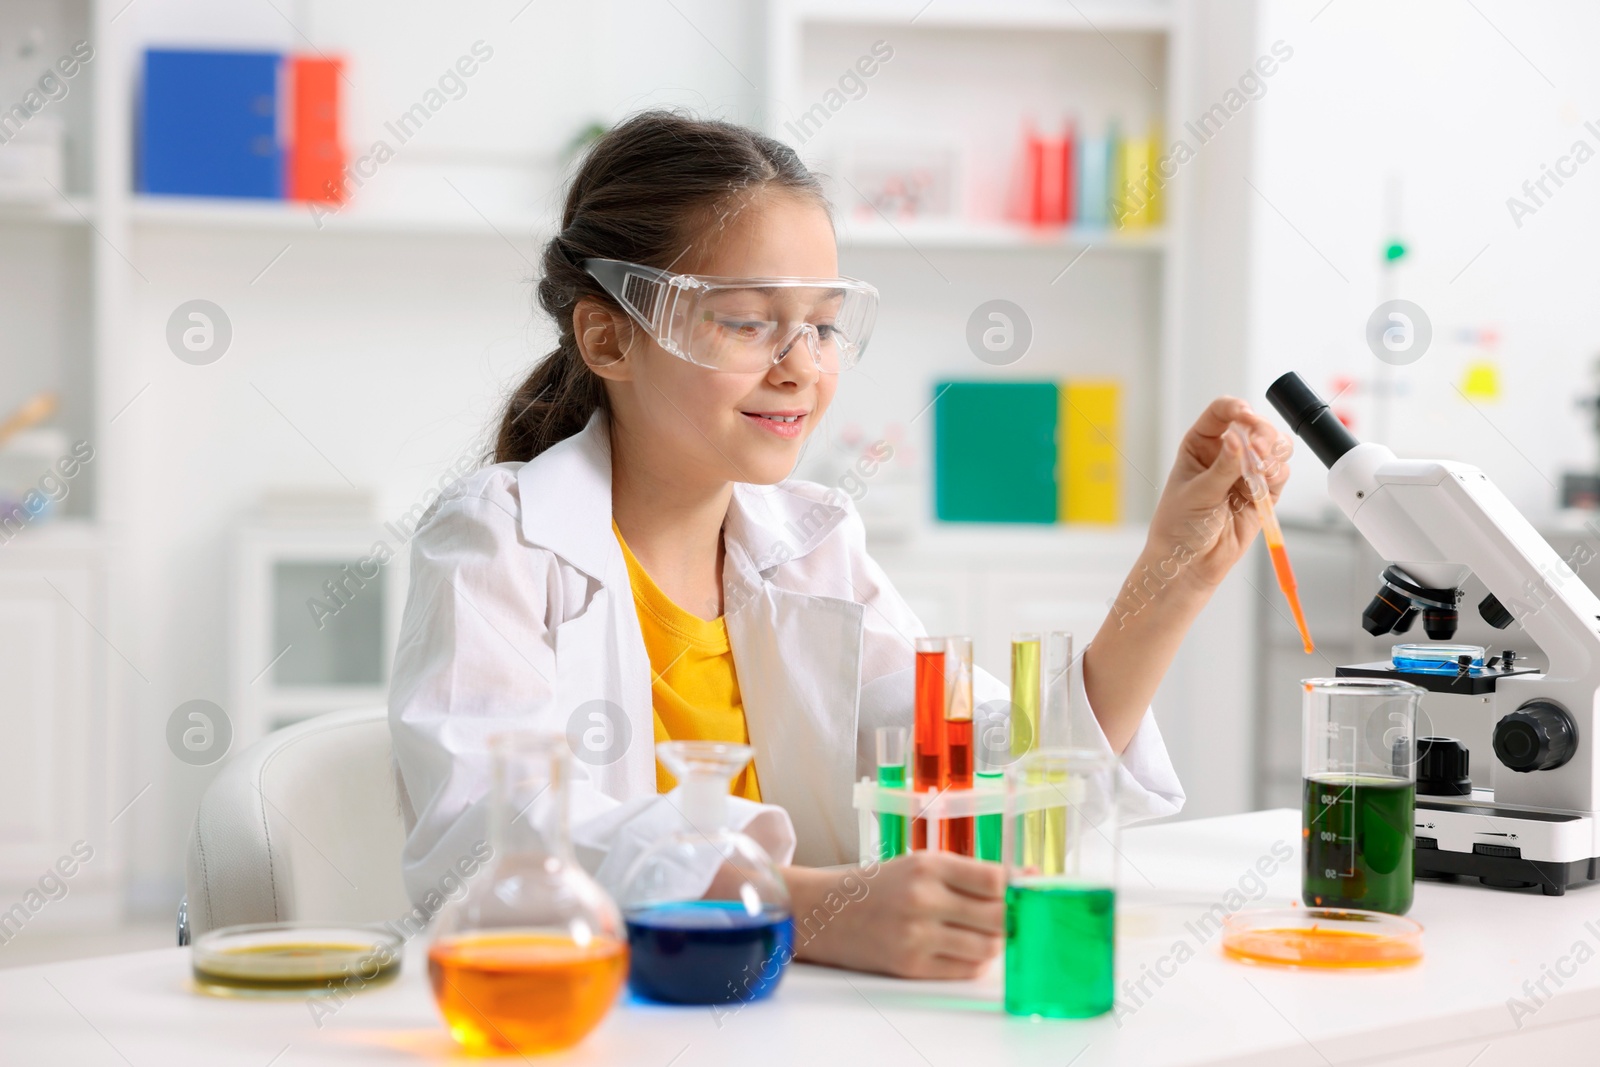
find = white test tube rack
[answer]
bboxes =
[850,777,1087,866]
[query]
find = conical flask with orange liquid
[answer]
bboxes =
[427,733,627,1055]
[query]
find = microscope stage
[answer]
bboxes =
[1335,662,1540,696]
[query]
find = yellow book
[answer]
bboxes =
[1113,131,1162,229]
[1060,381,1121,524]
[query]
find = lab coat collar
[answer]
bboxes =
[514,408,850,583]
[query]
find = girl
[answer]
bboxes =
[390,111,1290,979]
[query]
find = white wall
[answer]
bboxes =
[1249,0,1600,522]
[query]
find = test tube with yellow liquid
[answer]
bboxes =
[1010,632,1074,874]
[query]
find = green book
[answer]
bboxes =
[934,381,1059,523]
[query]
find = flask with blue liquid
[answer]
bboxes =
[617,742,795,1006]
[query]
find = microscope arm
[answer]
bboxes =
[1267,371,1600,689]
[1327,442,1600,687]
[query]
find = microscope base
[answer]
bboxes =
[1414,847,1599,897]
[1415,798,1600,897]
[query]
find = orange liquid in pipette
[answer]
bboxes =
[1267,539,1314,654]
[428,932,627,1055]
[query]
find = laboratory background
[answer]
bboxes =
[4,0,1600,1054]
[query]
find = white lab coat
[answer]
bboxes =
[389,410,1184,906]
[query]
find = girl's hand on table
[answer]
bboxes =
[1144,396,1292,591]
[784,853,1004,979]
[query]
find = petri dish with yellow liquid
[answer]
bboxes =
[1222,907,1422,969]
[192,923,404,997]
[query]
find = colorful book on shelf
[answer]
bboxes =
[139,49,284,199]
[934,381,1060,523]
[1022,122,1075,226]
[1076,131,1110,227]
[933,379,1123,525]
[1060,380,1121,524]
[1114,130,1160,229]
[286,56,345,203]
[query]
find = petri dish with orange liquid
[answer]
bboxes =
[1222,907,1422,969]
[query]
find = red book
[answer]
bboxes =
[1023,124,1045,224]
[287,56,345,202]
[1059,121,1076,225]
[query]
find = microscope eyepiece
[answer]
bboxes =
[1266,372,1360,469]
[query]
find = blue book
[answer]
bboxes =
[140,49,283,199]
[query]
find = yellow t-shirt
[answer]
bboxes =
[613,521,761,801]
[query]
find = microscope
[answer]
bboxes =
[1269,372,1600,896]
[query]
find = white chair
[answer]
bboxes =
[184,707,413,939]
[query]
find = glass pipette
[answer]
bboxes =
[1227,422,1314,654]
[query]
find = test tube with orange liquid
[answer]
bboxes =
[1227,422,1314,654]
[912,637,947,851]
[941,637,975,856]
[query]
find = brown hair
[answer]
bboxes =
[492,111,828,463]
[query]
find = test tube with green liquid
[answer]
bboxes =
[975,775,1005,859]
[975,691,1007,861]
[1010,632,1074,875]
[875,726,908,861]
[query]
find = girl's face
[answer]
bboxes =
[588,188,842,488]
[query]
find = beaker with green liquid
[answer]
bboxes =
[1003,748,1119,1019]
[1301,678,1422,916]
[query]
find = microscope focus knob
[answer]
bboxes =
[1494,701,1578,773]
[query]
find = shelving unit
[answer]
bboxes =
[0,0,117,922]
[769,0,1174,35]
[0,0,591,922]
[835,217,1169,251]
[768,0,1188,526]
[766,0,1190,673]
[127,194,550,238]
[0,197,94,224]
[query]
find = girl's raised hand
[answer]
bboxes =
[1144,396,1292,592]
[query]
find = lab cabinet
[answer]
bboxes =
[230,517,407,745]
[0,523,110,901]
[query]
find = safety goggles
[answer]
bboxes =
[584,258,878,373]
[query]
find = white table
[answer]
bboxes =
[4,809,1599,1066]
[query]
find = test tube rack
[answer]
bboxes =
[851,777,1087,866]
